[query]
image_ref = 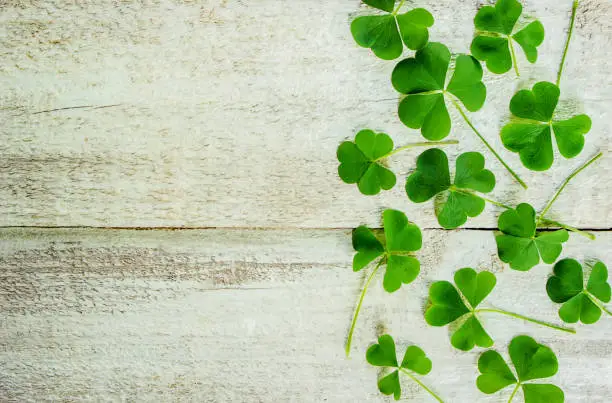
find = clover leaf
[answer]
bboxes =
[337,129,396,195]
[346,209,424,356]
[425,268,574,351]
[425,268,496,351]
[471,0,545,75]
[477,335,564,403]
[367,334,442,401]
[391,42,486,140]
[352,209,422,292]
[501,81,592,171]
[351,1,434,60]
[496,203,569,271]
[546,259,612,324]
[405,148,495,229]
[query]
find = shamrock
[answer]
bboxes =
[477,335,564,403]
[337,129,396,195]
[425,268,496,351]
[425,268,574,351]
[351,1,434,60]
[501,81,592,171]
[546,259,612,324]
[391,42,486,140]
[352,209,422,292]
[496,203,569,271]
[405,148,495,229]
[346,209,424,356]
[366,334,443,401]
[470,0,545,75]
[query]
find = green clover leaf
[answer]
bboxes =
[352,209,422,292]
[405,148,495,229]
[425,268,496,351]
[476,350,518,394]
[501,81,592,171]
[363,0,395,12]
[391,42,486,140]
[471,0,545,74]
[496,203,569,271]
[337,129,396,195]
[546,259,612,324]
[477,335,564,403]
[351,1,434,60]
[366,334,436,401]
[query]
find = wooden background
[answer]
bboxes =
[1,0,611,401]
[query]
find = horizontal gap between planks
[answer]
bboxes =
[1,226,612,232]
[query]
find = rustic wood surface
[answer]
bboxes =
[1,229,611,402]
[1,0,611,402]
[0,0,610,228]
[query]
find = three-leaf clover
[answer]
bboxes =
[405,148,495,229]
[337,129,396,195]
[501,81,592,171]
[351,1,434,60]
[546,259,612,324]
[425,268,574,351]
[477,335,564,403]
[353,209,422,292]
[496,203,569,271]
[367,334,442,401]
[425,268,496,351]
[346,209,424,356]
[471,0,545,75]
[391,42,486,140]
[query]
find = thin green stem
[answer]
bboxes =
[374,140,459,161]
[542,219,595,239]
[538,217,596,240]
[476,308,576,334]
[508,37,520,77]
[450,98,528,189]
[345,260,383,357]
[507,383,521,403]
[557,0,579,86]
[451,188,513,210]
[479,195,513,210]
[538,152,603,219]
[399,368,445,403]
[392,0,406,15]
[585,292,612,316]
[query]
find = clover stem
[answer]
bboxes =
[450,99,528,189]
[478,195,513,210]
[399,368,445,403]
[475,308,576,334]
[538,152,603,220]
[392,0,406,15]
[537,217,596,240]
[508,37,520,77]
[375,140,459,161]
[345,260,383,357]
[585,292,612,316]
[451,188,513,210]
[557,0,579,87]
[507,383,521,403]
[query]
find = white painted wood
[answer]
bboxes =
[1,0,611,228]
[1,228,611,402]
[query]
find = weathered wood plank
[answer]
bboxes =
[1,0,611,228]
[1,228,611,401]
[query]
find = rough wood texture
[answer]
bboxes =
[1,228,611,402]
[1,0,611,228]
[2,1,612,402]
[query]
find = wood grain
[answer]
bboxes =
[1,0,611,228]
[1,228,611,402]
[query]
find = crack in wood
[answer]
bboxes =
[31,104,122,115]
